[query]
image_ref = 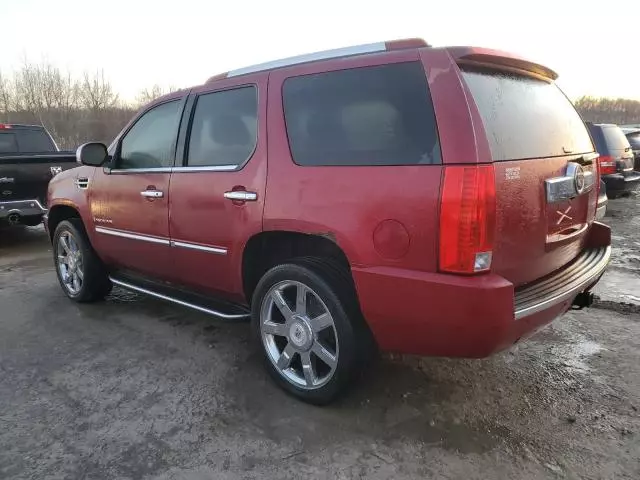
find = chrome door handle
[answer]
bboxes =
[224,191,257,202]
[141,190,164,198]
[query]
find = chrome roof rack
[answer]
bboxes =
[206,38,429,83]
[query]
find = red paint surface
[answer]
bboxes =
[168,73,268,300]
[47,43,611,359]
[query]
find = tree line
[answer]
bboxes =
[0,62,175,150]
[573,96,640,126]
[1,63,639,150]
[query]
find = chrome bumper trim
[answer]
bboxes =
[0,199,47,219]
[514,246,611,320]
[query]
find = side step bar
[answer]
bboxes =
[109,277,251,321]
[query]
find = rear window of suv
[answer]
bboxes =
[283,62,441,166]
[601,125,631,151]
[461,69,593,161]
[0,133,18,153]
[0,128,55,154]
[627,132,640,150]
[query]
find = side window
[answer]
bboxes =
[627,132,640,150]
[186,86,258,167]
[119,100,182,169]
[282,62,441,166]
[0,133,18,153]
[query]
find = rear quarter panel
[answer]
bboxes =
[263,49,472,272]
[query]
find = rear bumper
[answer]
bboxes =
[0,199,47,220]
[602,171,640,193]
[352,222,611,358]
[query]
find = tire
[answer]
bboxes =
[251,258,369,405]
[52,219,112,302]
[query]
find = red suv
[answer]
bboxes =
[46,39,611,404]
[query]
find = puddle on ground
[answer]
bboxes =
[593,269,640,306]
[561,340,603,373]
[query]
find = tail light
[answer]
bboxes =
[439,165,496,274]
[0,124,12,129]
[598,155,616,175]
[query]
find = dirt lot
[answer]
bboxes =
[1,197,639,480]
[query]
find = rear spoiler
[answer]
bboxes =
[447,47,558,81]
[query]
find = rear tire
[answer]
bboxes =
[53,219,112,303]
[251,258,368,405]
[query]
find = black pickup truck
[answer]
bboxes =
[0,124,76,227]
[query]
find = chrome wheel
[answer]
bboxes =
[260,280,339,390]
[57,231,83,295]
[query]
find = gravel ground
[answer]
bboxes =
[0,197,639,480]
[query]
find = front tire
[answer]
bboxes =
[251,259,365,404]
[53,219,112,302]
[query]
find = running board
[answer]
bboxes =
[109,277,251,321]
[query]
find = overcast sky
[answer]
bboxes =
[2,0,637,101]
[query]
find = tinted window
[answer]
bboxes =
[283,62,441,166]
[462,69,593,161]
[15,129,56,152]
[601,126,631,151]
[187,87,257,167]
[119,100,182,169]
[627,132,640,149]
[0,129,55,153]
[0,133,18,153]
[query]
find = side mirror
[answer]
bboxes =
[76,142,108,167]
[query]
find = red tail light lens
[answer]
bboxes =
[598,155,616,175]
[0,124,12,129]
[439,165,496,274]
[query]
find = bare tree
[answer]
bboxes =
[575,96,640,125]
[0,70,12,116]
[136,84,179,105]
[80,70,118,111]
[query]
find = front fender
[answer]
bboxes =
[47,166,96,233]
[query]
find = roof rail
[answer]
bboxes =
[206,38,429,83]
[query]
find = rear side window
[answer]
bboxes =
[462,69,593,161]
[283,62,441,166]
[601,126,631,151]
[627,132,640,149]
[187,86,258,167]
[15,129,56,152]
[0,133,18,153]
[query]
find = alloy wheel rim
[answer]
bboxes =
[57,232,83,295]
[260,280,339,390]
